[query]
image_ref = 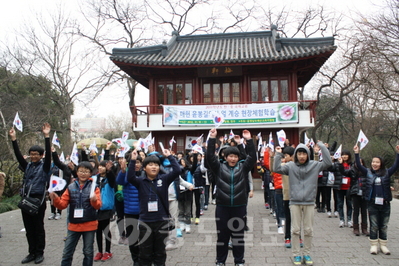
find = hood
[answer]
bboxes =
[294,143,310,165]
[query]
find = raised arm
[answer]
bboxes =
[273,146,289,175]
[353,145,368,175]
[241,130,256,172]
[205,128,221,176]
[42,123,51,174]
[9,127,28,170]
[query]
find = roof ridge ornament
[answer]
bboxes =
[271,24,281,52]
[162,31,179,57]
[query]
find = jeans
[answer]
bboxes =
[274,190,284,226]
[352,195,368,225]
[368,202,390,240]
[283,200,291,239]
[337,190,352,222]
[178,190,193,224]
[61,230,95,266]
[204,184,210,206]
[215,205,246,264]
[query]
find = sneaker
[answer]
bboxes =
[176,228,183,237]
[293,256,302,265]
[303,255,313,265]
[270,209,273,214]
[327,211,332,218]
[265,203,270,209]
[200,210,204,216]
[185,224,191,234]
[300,239,304,248]
[118,237,125,245]
[204,205,208,210]
[180,222,186,231]
[212,199,216,205]
[216,263,225,266]
[347,221,353,228]
[165,242,178,251]
[334,211,339,217]
[195,218,200,225]
[101,252,112,261]
[235,264,245,266]
[285,238,291,248]
[339,220,345,228]
[278,227,284,234]
[48,213,55,220]
[273,212,276,218]
[94,252,103,261]
[55,213,61,220]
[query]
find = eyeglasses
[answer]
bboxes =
[78,170,91,174]
[29,153,41,157]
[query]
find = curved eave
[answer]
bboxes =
[110,46,336,69]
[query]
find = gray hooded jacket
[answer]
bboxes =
[273,142,332,205]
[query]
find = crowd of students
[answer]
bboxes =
[260,139,399,265]
[8,123,399,266]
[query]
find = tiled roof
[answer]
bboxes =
[111,28,336,67]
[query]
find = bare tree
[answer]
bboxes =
[5,7,113,148]
[355,0,399,102]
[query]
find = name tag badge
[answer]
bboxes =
[74,208,84,218]
[375,197,384,205]
[148,201,158,212]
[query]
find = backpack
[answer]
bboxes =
[100,178,115,211]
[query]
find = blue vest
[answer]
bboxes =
[23,161,49,196]
[68,180,98,224]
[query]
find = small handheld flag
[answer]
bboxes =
[59,152,65,163]
[257,132,263,151]
[121,131,129,142]
[13,112,23,132]
[229,130,234,139]
[304,132,310,145]
[52,131,61,148]
[70,143,79,166]
[277,129,286,147]
[48,175,67,193]
[268,132,275,152]
[169,136,176,148]
[211,111,224,128]
[334,144,342,159]
[357,130,369,150]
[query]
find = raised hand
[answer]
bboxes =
[209,128,217,138]
[106,141,112,150]
[42,123,51,137]
[242,129,251,140]
[353,145,359,154]
[9,127,16,141]
[131,149,138,160]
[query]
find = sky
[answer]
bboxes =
[0,0,378,119]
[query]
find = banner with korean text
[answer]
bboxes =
[163,102,298,126]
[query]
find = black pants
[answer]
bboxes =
[96,219,111,253]
[115,200,125,238]
[138,220,168,266]
[22,197,46,256]
[215,205,246,264]
[125,214,140,263]
[193,188,202,218]
[352,195,368,225]
[283,200,291,239]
